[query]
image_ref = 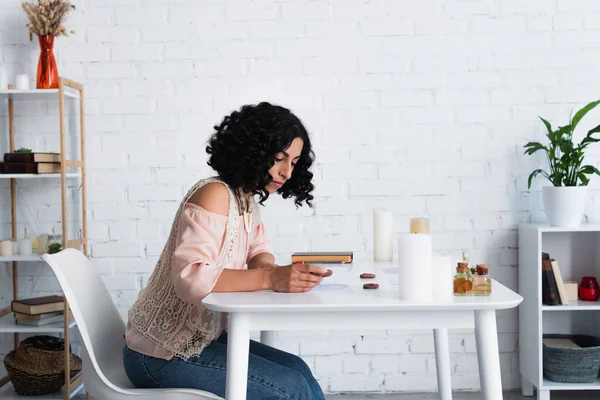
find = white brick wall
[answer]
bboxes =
[2,0,600,394]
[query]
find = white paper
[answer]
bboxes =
[397,233,432,301]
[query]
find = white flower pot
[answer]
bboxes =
[542,186,588,227]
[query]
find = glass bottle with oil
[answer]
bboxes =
[453,262,473,296]
[472,264,492,296]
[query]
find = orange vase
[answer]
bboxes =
[36,35,59,89]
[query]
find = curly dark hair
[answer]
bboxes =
[206,102,315,207]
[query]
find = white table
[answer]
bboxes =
[202,261,523,400]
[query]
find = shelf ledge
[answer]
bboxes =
[0,88,79,100]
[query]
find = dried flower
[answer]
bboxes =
[21,0,75,40]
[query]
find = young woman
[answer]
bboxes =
[123,102,327,400]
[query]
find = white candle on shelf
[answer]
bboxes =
[397,233,433,301]
[11,240,19,255]
[431,254,453,299]
[0,240,12,257]
[19,238,32,256]
[373,209,393,261]
[37,234,48,255]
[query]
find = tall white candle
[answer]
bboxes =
[397,233,433,301]
[19,238,32,256]
[373,209,393,261]
[37,234,48,255]
[0,240,12,257]
[431,255,453,299]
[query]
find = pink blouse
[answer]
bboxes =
[125,202,273,360]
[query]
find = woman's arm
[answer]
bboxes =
[247,252,276,269]
[183,183,325,295]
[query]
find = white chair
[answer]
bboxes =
[42,248,223,400]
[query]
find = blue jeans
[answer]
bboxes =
[123,332,325,400]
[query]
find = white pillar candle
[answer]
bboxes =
[0,240,12,256]
[19,238,32,256]
[397,233,433,301]
[15,74,29,90]
[12,240,19,255]
[0,66,7,90]
[431,255,453,299]
[37,234,48,254]
[373,209,393,261]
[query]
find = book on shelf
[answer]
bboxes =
[550,259,569,305]
[13,310,63,320]
[3,152,61,163]
[0,161,61,174]
[543,338,580,349]
[11,295,64,315]
[541,253,569,305]
[541,254,560,305]
[16,313,66,326]
[291,251,353,264]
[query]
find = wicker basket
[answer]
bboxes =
[3,335,82,396]
[543,334,600,383]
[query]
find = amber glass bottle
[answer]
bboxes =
[453,262,472,296]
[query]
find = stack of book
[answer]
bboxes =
[0,152,61,174]
[541,252,577,306]
[11,295,67,326]
[291,251,353,264]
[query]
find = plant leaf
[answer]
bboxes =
[578,172,590,186]
[523,141,547,155]
[527,169,547,189]
[539,116,553,136]
[580,164,600,176]
[572,100,600,131]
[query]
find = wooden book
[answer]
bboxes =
[11,295,64,315]
[3,152,61,163]
[291,252,353,263]
[0,162,61,174]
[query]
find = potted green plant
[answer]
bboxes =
[47,242,62,254]
[524,100,600,227]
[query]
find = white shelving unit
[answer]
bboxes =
[519,223,600,400]
[0,79,87,399]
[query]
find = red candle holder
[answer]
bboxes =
[579,276,600,301]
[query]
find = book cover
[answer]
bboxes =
[550,259,569,305]
[291,252,353,263]
[541,259,560,305]
[11,295,64,315]
[3,152,61,163]
[0,162,61,174]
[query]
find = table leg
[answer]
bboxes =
[433,328,452,400]
[475,310,503,400]
[260,330,276,347]
[226,313,250,400]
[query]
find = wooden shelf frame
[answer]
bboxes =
[1,77,88,400]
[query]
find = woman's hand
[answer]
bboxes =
[266,263,327,293]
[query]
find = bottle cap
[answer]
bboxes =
[457,262,469,273]
[476,264,488,275]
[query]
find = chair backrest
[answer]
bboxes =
[42,248,132,389]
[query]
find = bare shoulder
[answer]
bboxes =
[187,182,230,216]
